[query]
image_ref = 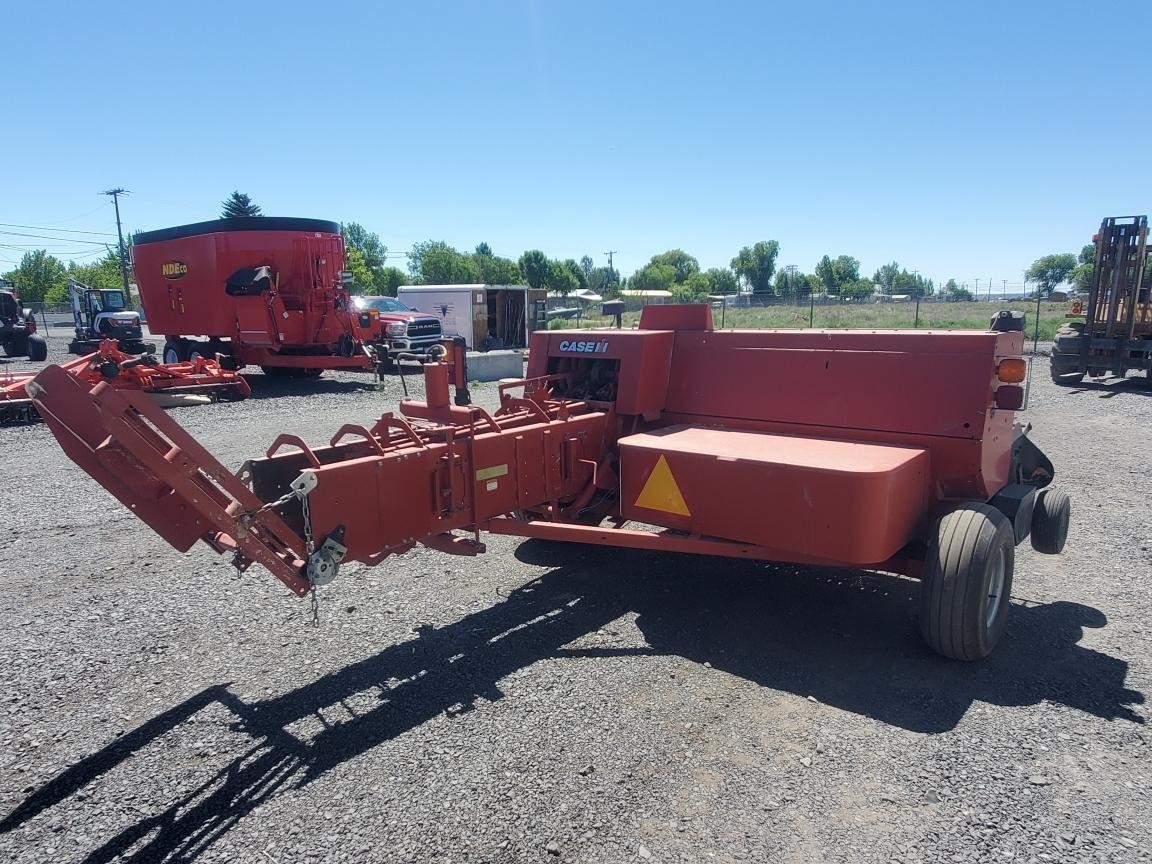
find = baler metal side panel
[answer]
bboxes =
[619,425,930,565]
[663,330,999,440]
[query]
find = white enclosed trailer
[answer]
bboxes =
[396,284,544,350]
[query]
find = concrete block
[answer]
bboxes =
[466,350,524,382]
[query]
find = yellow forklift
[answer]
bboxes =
[1051,216,1151,383]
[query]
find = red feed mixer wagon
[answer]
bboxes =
[131,217,379,374]
[27,304,1068,660]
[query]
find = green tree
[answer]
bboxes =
[424,245,479,284]
[379,267,408,296]
[1070,263,1093,293]
[731,241,780,297]
[341,223,389,294]
[220,191,262,218]
[408,241,479,284]
[344,246,374,294]
[342,223,387,271]
[545,259,579,298]
[629,263,677,293]
[840,279,876,299]
[1025,253,1077,297]
[563,259,588,291]
[587,266,619,297]
[2,249,67,303]
[815,255,861,294]
[673,271,713,302]
[873,262,933,298]
[470,242,522,284]
[66,249,127,295]
[579,256,595,284]
[943,278,974,301]
[476,254,522,285]
[518,250,551,291]
[1069,244,1096,293]
[649,249,700,283]
[774,269,817,298]
[706,267,738,297]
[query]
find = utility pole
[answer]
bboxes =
[101,188,132,299]
[603,250,618,290]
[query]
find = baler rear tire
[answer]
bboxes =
[3,337,25,357]
[919,504,1015,661]
[1030,488,1070,555]
[26,334,48,362]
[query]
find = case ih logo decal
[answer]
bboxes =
[558,339,609,354]
[161,261,188,280]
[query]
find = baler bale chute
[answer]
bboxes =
[3,339,250,425]
[28,305,1069,660]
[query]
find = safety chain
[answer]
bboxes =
[245,484,321,626]
[251,489,297,515]
[301,488,320,627]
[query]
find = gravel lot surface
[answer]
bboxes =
[1,334,1149,864]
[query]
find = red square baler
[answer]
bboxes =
[28,304,1066,659]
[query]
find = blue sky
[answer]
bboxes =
[4,1,1150,291]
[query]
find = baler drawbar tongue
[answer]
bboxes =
[27,364,312,595]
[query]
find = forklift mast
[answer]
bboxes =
[1084,216,1150,341]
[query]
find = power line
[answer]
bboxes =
[0,229,108,245]
[0,244,110,257]
[47,202,113,225]
[0,222,115,236]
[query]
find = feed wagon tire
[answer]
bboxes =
[919,503,1015,661]
[1030,488,1070,555]
[163,341,189,364]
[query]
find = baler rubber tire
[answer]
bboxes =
[919,503,1015,661]
[3,337,25,358]
[26,334,48,362]
[1030,488,1070,555]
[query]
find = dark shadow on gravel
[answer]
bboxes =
[1,546,1143,862]
[242,374,381,400]
[1058,378,1152,398]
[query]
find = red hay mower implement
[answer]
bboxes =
[28,305,1068,660]
[3,339,250,425]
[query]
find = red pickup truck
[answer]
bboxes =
[352,295,443,365]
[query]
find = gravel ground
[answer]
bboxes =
[1,334,1149,864]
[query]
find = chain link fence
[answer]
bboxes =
[548,293,1066,341]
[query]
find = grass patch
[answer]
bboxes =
[570,301,1066,341]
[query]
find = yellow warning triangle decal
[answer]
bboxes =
[634,454,691,517]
